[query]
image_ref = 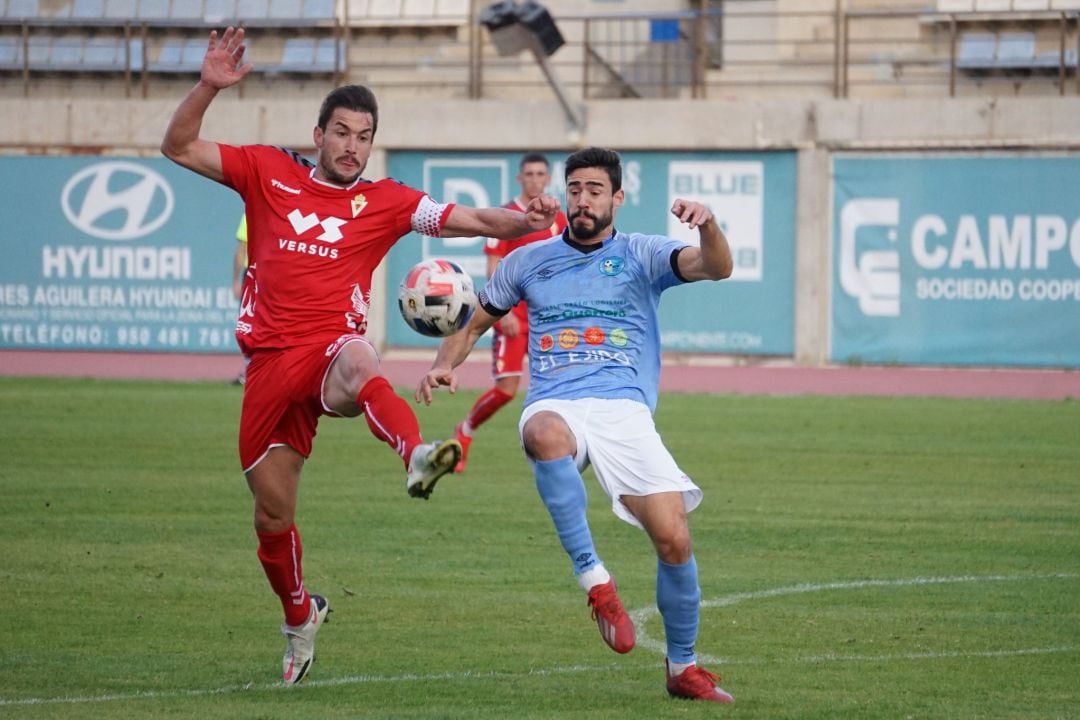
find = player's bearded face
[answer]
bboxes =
[314,109,374,185]
[569,206,613,241]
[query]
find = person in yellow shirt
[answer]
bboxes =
[233,214,249,385]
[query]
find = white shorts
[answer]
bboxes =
[519,398,703,530]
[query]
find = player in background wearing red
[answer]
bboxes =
[160,27,559,685]
[453,153,567,472]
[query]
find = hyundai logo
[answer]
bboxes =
[61,161,174,241]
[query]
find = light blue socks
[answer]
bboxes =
[657,555,701,665]
[534,456,601,577]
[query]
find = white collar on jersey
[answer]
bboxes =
[308,166,366,191]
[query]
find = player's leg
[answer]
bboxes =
[246,446,331,685]
[622,493,733,703]
[520,402,634,653]
[454,329,525,472]
[323,337,459,498]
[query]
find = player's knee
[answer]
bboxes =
[654,530,693,565]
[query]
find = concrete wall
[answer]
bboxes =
[2,93,1079,361]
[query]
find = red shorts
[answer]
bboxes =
[491,323,528,378]
[238,334,367,471]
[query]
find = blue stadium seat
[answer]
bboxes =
[83,36,121,70]
[6,0,41,18]
[126,36,144,70]
[50,37,84,70]
[269,0,301,20]
[956,32,996,70]
[301,0,334,20]
[0,36,23,69]
[104,0,136,19]
[149,37,182,70]
[203,0,237,22]
[995,32,1036,70]
[170,1,204,20]
[278,36,316,70]
[236,0,268,19]
[137,0,170,20]
[71,0,105,19]
[314,35,341,71]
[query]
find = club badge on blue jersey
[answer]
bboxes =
[599,257,624,276]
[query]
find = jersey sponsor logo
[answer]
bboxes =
[286,209,347,243]
[599,257,625,276]
[558,328,579,349]
[538,333,555,352]
[61,161,174,241]
[609,328,628,347]
[537,268,555,280]
[584,326,605,345]
[271,178,302,195]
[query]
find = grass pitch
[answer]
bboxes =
[0,377,1077,719]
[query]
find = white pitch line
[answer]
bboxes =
[2,573,1075,708]
[629,572,1079,664]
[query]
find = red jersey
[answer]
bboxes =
[220,144,452,353]
[484,198,567,322]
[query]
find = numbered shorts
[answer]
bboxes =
[491,324,528,379]
[238,334,369,472]
[519,397,702,530]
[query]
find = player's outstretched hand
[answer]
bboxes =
[524,194,561,231]
[201,27,253,90]
[415,367,457,405]
[671,199,714,230]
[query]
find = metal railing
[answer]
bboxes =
[2,5,1077,100]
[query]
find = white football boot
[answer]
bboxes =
[281,594,331,685]
[406,439,462,499]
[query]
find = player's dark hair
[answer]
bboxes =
[519,152,549,170]
[564,147,622,192]
[317,84,379,136]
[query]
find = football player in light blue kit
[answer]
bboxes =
[416,147,735,704]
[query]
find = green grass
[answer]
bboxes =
[0,377,1078,719]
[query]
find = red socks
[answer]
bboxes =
[357,376,423,466]
[256,524,310,627]
[464,387,514,432]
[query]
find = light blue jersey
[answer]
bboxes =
[479,230,688,413]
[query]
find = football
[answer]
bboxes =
[397,258,478,337]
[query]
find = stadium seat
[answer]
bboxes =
[956,32,996,70]
[180,36,208,70]
[83,36,120,70]
[104,0,136,19]
[269,0,301,20]
[126,36,144,70]
[301,0,334,21]
[170,1,204,20]
[0,35,22,68]
[995,32,1036,69]
[278,36,316,70]
[314,35,342,71]
[203,0,237,22]
[5,0,41,19]
[49,36,84,70]
[437,0,468,17]
[137,0,170,20]
[71,0,105,19]
[27,35,49,69]
[149,37,183,70]
[236,0,269,19]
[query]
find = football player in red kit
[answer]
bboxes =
[161,27,559,685]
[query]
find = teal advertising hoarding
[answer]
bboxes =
[832,155,1080,367]
[385,151,797,354]
[0,157,243,353]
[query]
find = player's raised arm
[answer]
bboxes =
[440,194,560,239]
[671,198,735,281]
[161,27,253,182]
[415,305,501,405]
